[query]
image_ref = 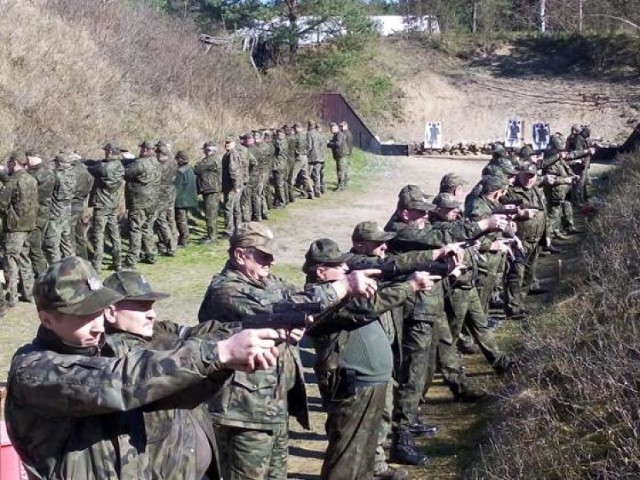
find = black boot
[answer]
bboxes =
[408,421,438,438]
[389,429,430,465]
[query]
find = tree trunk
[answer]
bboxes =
[540,0,546,33]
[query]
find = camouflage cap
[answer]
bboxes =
[34,256,124,315]
[571,124,580,133]
[304,238,351,268]
[482,175,510,194]
[139,140,155,149]
[8,151,28,165]
[203,141,216,149]
[397,185,434,212]
[432,192,462,209]
[54,152,72,164]
[175,150,189,162]
[103,270,169,302]
[224,136,236,144]
[155,139,171,149]
[352,221,396,243]
[518,162,538,175]
[230,222,276,256]
[155,145,171,156]
[439,173,467,191]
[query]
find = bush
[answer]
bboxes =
[467,151,640,479]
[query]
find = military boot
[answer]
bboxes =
[389,429,430,465]
[452,380,487,402]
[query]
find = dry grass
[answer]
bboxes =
[466,152,640,479]
[0,0,314,159]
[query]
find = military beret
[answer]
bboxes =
[352,221,396,243]
[104,270,169,302]
[482,175,510,193]
[230,222,276,255]
[397,185,434,212]
[518,162,538,175]
[34,256,124,315]
[303,238,351,273]
[8,151,28,165]
[439,173,467,191]
[139,140,155,149]
[432,192,462,209]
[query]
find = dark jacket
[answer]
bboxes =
[175,164,199,209]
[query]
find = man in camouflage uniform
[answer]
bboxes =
[340,121,353,188]
[253,131,273,220]
[197,222,380,480]
[26,152,56,278]
[566,125,596,205]
[0,151,38,306]
[5,255,283,480]
[271,129,289,209]
[328,122,348,191]
[502,162,549,318]
[305,237,434,480]
[284,124,297,203]
[124,140,161,266]
[239,133,259,222]
[155,144,178,256]
[70,153,94,260]
[88,143,125,273]
[307,121,326,197]
[175,150,199,247]
[194,141,223,244]
[43,153,76,264]
[540,134,579,239]
[102,269,227,479]
[291,123,314,200]
[429,193,512,372]
[222,137,244,235]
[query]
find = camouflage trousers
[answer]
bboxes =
[291,156,313,198]
[240,185,252,222]
[271,170,287,207]
[505,240,541,314]
[201,192,221,241]
[215,423,288,480]
[309,162,325,196]
[5,231,34,303]
[546,184,574,234]
[374,378,395,474]
[251,181,264,221]
[446,287,504,368]
[335,157,349,190]
[321,382,387,480]
[43,215,74,264]
[175,208,193,246]
[223,189,242,235]
[72,205,90,261]
[91,208,122,273]
[155,204,177,255]
[29,219,48,278]
[125,207,157,265]
[476,252,506,314]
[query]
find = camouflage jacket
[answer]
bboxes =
[254,142,274,180]
[197,261,340,430]
[243,145,260,185]
[293,131,310,160]
[0,169,38,232]
[88,158,125,210]
[194,153,223,194]
[327,131,346,160]
[28,163,56,226]
[49,166,75,219]
[124,154,161,210]
[71,162,95,215]
[158,158,178,208]
[104,320,234,480]
[503,183,548,244]
[6,325,229,480]
[307,130,321,163]
[221,149,243,192]
[343,129,354,156]
[273,138,289,172]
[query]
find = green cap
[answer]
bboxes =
[518,162,538,175]
[103,270,169,302]
[34,257,124,315]
[482,175,510,194]
[352,221,396,243]
[432,192,462,209]
[230,222,276,255]
[139,140,155,149]
[304,238,351,272]
[397,185,434,212]
[439,173,467,191]
[8,151,28,165]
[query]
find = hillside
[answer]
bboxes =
[368,37,640,145]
